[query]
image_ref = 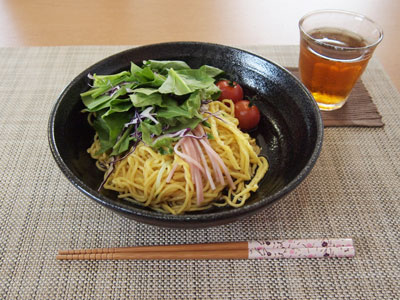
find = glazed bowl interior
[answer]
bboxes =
[48,42,323,228]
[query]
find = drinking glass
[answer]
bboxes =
[298,10,383,110]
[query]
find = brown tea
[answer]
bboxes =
[299,27,371,110]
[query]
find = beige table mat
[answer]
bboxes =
[0,45,399,300]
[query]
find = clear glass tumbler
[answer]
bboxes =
[299,10,383,110]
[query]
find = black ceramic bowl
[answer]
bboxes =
[48,42,323,228]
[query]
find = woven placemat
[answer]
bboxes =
[287,67,384,127]
[0,45,399,300]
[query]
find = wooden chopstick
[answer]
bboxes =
[59,238,353,255]
[57,238,354,260]
[57,249,249,261]
[58,241,248,255]
[56,247,355,260]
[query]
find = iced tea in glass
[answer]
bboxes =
[299,10,383,110]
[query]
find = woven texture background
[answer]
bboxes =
[0,45,399,299]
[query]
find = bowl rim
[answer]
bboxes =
[48,41,324,225]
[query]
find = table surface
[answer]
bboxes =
[1,2,400,299]
[1,0,399,91]
[1,44,399,300]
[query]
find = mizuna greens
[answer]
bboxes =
[81,60,224,156]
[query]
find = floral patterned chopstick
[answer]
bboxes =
[57,238,355,260]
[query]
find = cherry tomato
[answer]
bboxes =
[234,100,261,130]
[216,80,244,103]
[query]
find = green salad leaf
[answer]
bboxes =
[92,110,132,154]
[102,98,132,117]
[81,60,224,156]
[157,91,201,119]
[130,90,163,107]
[143,60,190,74]
[158,68,215,95]
[110,126,133,156]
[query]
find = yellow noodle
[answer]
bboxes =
[88,100,269,214]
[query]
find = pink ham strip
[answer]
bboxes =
[166,163,178,183]
[181,138,196,179]
[174,138,205,175]
[171,123,237,205]
[199,139,236,190]
[181,137,204,205]
[189,137,216,190]
[194,126,225,185]
[207,150,225,185]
